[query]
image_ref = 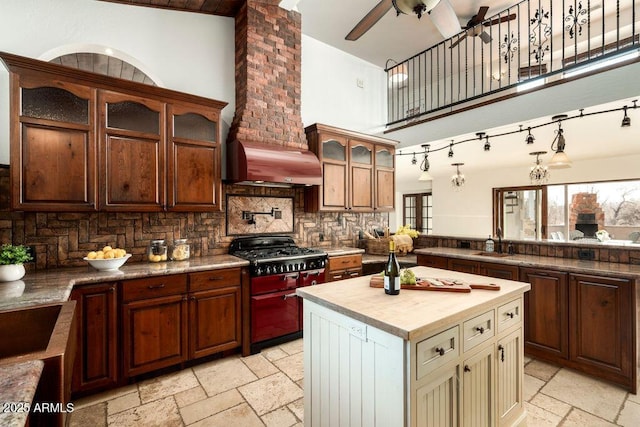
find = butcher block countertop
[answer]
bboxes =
[414,247,640,278]
[296,266,530,341]
[0,255,249,313]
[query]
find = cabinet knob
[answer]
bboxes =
[434,347,445,356]
[506,312,515,319]
[464,365,471,372]
[475,326,485,334]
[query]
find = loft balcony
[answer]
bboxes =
[385,0,640,130]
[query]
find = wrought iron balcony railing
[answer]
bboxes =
[386,0,640,127]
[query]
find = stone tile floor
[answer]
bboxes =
[69,338,640,426]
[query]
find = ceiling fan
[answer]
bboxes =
[345,0,442,41]
[449,6,517,48]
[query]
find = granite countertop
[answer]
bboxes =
[0,360,44,427]
[414,247,640,278]
[0,255,249,312]
[296,266,530,341]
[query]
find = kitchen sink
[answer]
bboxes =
[0,301,77,426]
[474,251,512,257]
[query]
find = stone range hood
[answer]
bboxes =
[225,0,319,186]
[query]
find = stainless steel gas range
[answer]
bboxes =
[229,235,327,353]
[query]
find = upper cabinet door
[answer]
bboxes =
[99,91,165,211]
[319,135,349,210]
[167,103,221,211]
[12,76,97,211]
[349,140,373,211]
[375,145,395,211]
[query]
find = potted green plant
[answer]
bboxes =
[0,244,33,282]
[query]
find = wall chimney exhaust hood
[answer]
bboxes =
[226,140,322,186]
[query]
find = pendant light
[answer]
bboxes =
[451,162,465,189]
[549,115,572,169]
[529,151,549,184]
[621,105,631,127]
[418,144,432,181]
[525,127,535,144]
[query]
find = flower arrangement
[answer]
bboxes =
[395,225,419,238]
[0,244,33,265]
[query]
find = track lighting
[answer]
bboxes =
[411,152,418,164]
[448,142,454,158]
[529,151,549,184]
[418,144,432,181]
[549,115,572,168]
[621,106,631,127]
[484,136,491,151]
[526,127,535,144]
[451,163,465,189]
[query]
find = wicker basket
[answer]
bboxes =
[366,238,407,256]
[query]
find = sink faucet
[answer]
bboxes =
[496,227,503,253]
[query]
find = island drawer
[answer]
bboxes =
[416,326,459,379]
[497,298,521,333]
[463,310,495,352]
[121,274,187,302]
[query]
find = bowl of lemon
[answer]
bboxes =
[84,246,131,271]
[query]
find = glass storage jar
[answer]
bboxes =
[148,239,167,262]
[170,239,190,261]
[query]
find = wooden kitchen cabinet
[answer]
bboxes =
[121,275,189,377]
[1,51,227,212]
[497,329,523,425]
[167,103,222,211]
[70,282,119,396]
[327,254,362,282]
[520,267,569,360]
[188,268,242,359]
[448,258,481,274]
[305,123,397,213]
[481,262,519,280]
[99,90,165,211]
[569,273,634,389]
[461,345,494,426]
[9,74,97,211]
[417,254,449,269]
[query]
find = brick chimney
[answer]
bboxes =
[227,0,306,149]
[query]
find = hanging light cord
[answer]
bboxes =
[394,100,637,158]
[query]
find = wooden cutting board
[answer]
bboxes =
[369,276,500,292]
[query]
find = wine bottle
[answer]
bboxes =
[384,240,400,295]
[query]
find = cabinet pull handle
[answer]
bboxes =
[333,275,342,280]
[148,284,165,289]
[435,347,445,356]
[464,365,471,372]
[475,326,485,334]
[349,272,359,277]
[498,344,505,362]
[208,276,224,281]
[109,286,115,293]
[283,293,298,300]
[506,312,515,319]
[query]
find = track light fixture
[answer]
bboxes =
[448,142,454,158]
[526,127,535,144]
[549,115,572,169]
[451,163,465,189]
[411,152,418,164]
[621,106,631,127]
[418,144,432,181]
[529,151,549,184]
[484,135,491,151]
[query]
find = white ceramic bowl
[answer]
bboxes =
[84,254,131,271]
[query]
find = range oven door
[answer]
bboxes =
[251,288,300,344]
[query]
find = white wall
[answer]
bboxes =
[0,0,387,165]
[430,152,640,238]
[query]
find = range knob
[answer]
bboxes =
[264,265,271,275]
[299,261,306,270]
[255,266,263,276]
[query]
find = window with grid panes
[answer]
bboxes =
[403,193,432,234]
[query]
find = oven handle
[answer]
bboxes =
[283,292,299,300]
[302,269,323,278]
[281,273,300,281]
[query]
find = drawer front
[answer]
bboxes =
[122,274,187,302]
[463,310,495,352]
[497,298,522,333]
[190,268,241,292]
[328,255,361,271]
[416,326,459,379]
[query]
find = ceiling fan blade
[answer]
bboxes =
[479,31,492,44]
[474,6,490,23]
[345,0,393,41]
[449,33,468,49]
[484,13,517,27]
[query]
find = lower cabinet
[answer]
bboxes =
[416,254,448,269]
[327,254,362,281]
[71,267,245,395]
[70,282,119,395]
[497,329,523,425]
[461,345,494,426]
[415,366,459,426]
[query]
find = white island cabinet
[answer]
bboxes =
[296,266,530,427]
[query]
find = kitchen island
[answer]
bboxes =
[296,266,530,427]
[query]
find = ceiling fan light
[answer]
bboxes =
[393,0,442,18]
[429,0,461,39]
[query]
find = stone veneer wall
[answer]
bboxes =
[0,167,386,270]
[414,235,640,265]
